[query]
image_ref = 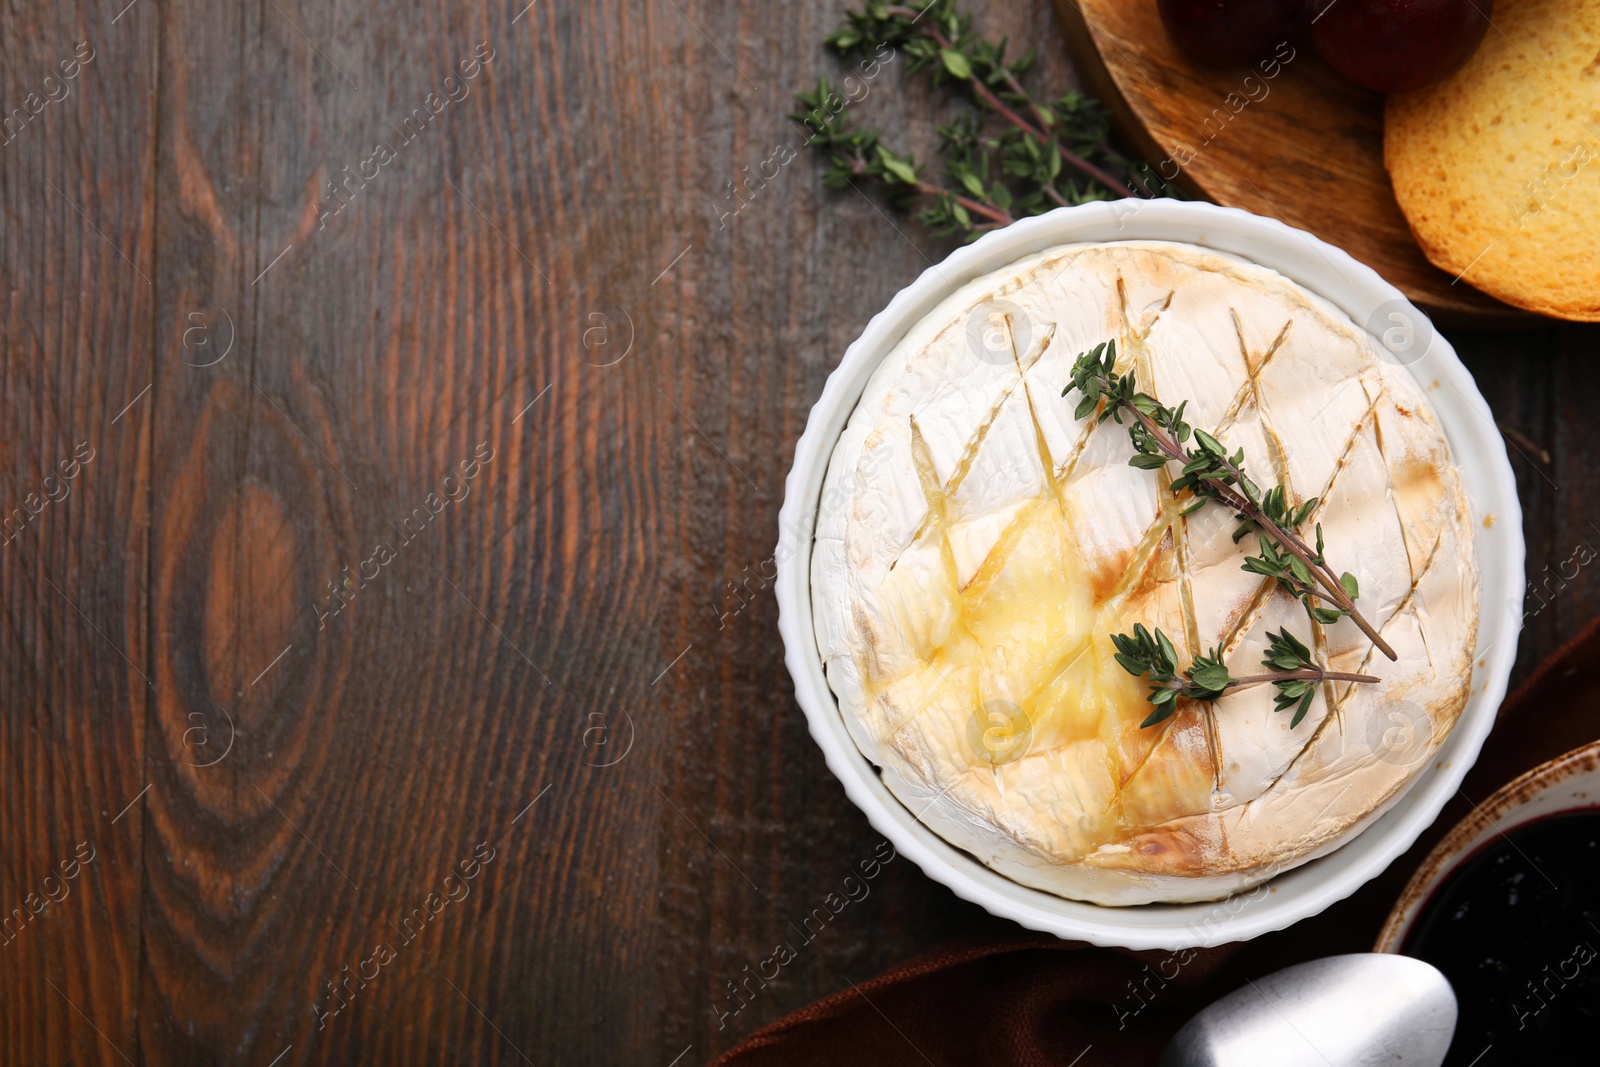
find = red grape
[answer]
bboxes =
[1158,0,1302,65]
[1310,0,1492,93]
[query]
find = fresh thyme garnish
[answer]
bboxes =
[1065,339,1398,661]
[1112,624,1380,729]
[793,0,1164,240]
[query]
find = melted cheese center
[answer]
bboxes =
[865,484,1216,862]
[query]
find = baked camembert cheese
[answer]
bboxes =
[812,241,1478,905]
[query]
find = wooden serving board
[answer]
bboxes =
[1053,0,1524,325]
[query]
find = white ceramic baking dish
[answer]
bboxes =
[775,200,1523,949]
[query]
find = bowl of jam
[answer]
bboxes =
[1376,739,1600,1066]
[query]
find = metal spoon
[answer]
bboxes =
[1160,953,1456,1067]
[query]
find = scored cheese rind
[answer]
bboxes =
[811,241,1478,906]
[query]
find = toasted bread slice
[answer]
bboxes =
[1385,0,1600,321]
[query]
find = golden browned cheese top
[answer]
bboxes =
[811,242,1478,905]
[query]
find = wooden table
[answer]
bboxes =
[2,1,1595,1063]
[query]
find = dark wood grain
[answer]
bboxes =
[0,3,155,1065]
[1,1,1597,1065]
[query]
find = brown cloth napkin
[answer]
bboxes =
[715,614,1600,1066]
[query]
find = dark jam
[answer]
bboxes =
[1403,810,1600,1065]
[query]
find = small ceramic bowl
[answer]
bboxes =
[1375,739,1600,953]
[775,200,1524,950]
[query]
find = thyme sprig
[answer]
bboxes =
[794,0,1158,241]
[1112,625,1380,729]
[826,1,1135,194]
[1065,340,1397,661]
[792,91,1015,230]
